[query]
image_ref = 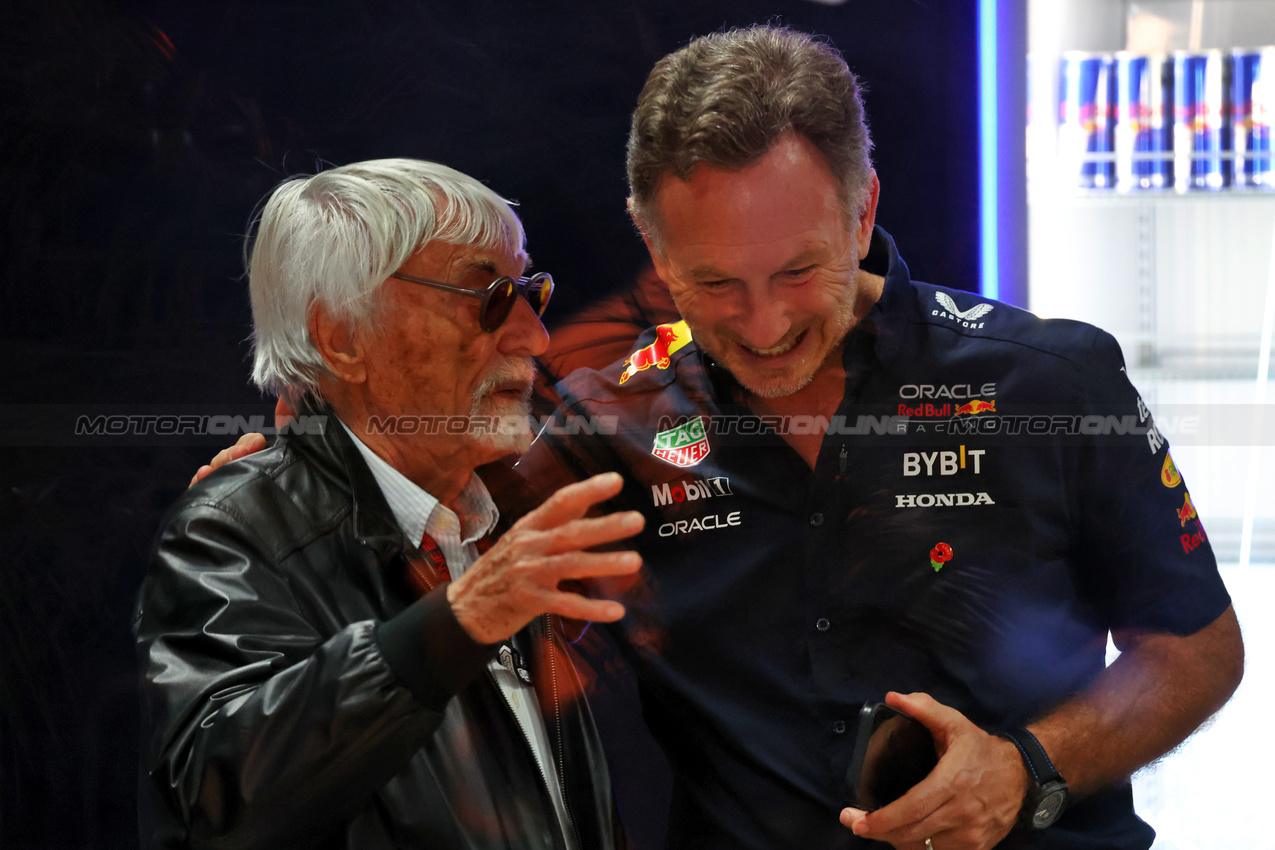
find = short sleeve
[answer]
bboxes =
[1072,330,1231,636]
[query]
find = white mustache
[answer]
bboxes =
[472,360,537,404]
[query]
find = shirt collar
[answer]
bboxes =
[338,419,500,546]
[858,225,916,367]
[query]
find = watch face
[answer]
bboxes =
[1031,787,1068,828]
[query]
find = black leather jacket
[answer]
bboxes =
[134,410,622,850]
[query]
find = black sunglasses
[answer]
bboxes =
[389,271,554,333]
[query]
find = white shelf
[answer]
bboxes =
[1029,192,1275,372]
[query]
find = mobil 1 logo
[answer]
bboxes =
[651,476,733,507]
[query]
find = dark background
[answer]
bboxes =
[0,1,978,846]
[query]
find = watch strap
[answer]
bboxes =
[998,727,1068,829]
[998,727,1064,786]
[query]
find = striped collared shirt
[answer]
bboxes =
[339,421,577,849]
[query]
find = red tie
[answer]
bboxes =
[418,532,452,581]
[405,531,492,597]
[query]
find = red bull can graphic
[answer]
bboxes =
[1232,47,1274,189]
[1060,52,1117,189]
[1174,50,1231,191]
[619,320,693,384]
[1115,52,1173,191]
[953,399,996,416]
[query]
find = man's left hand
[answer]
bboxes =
[839,691,1028,850]
[188,433,267,488]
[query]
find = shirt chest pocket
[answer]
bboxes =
[838,501,1037,659]
[835,498,1097,715]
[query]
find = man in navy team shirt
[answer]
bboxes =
[514,26,1243,850]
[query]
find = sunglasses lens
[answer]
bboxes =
[527,274,553,316]
[480,275,553,330]
[482,279,517,331]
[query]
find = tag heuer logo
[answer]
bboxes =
[652,417,710,467]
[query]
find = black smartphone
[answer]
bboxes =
[844,701,939,811]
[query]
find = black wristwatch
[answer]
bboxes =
[997,728,1068,829]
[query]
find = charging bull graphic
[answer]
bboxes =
[954,399,996,416]
[619,321,693,384]
[1177,492,1198,527]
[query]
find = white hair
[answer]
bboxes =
[247,158,526,403]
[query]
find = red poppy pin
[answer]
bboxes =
[929,542,953,572]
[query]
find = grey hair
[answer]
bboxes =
[247,158,526,403]
[626,25,874,241]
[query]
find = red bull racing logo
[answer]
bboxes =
[1176,492,1198,527]
[652,416,711,468]
[1175,490,1208,553]
[1181,521,1208,554]
[954,399,996,416]
[620,320,693,384]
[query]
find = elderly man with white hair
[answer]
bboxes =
[134,158,641,850]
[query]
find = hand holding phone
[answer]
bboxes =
[845,701,939,811]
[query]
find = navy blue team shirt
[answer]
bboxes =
[516,227,1231,849]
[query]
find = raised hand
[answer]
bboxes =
[447,472,644,643]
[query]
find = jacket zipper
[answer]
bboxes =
[410,555,580,846]
[485,666,564,843]
[406,556,438,594]
[542,613,578,842]
[485,616,579,849]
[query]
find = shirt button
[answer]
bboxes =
[816,618,831,632]
[809,512,824,527]
[833,720,847,734]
